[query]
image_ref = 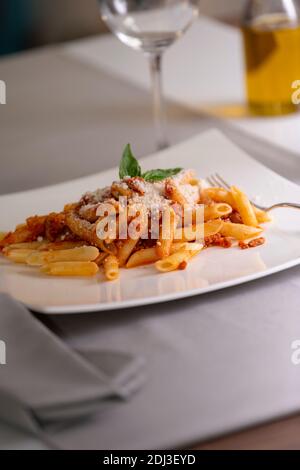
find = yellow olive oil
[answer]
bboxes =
[242,14,300,115]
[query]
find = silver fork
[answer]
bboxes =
[206,173,300,212]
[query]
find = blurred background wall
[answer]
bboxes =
[0,0,247,56]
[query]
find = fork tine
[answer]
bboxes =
[206,176,216,187]
[210,174,222,187]
[215,173,231,190]
[207,173,265,211]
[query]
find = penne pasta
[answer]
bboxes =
[201,187,235,207]
[98,239,118,256]
[220,222,263,241]
[155,250,189,273]
[94,252,108,266]
[6,249,36,264]
[104,255,119,281]
[165,179,188,205]
[41,261,99,277]
[126,248,159,268]
[156,208,176,259]
[202,187,270,223]
[204,220,224,238]
[231,186,258,227]
[27,246,99,266]
[3,241,48,253]
[126,242,189,269]
[174,220,223,242]
[40,241,87,251]
[254,208,272,224]
[204,203,232,222]
[118,238,140,266]
[155,243,203,273]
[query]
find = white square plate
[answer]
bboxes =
[1,129,300,314]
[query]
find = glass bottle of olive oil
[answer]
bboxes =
[242,0,300,115]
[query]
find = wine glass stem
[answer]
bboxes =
[148,53,168,151]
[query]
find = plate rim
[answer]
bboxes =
[27,256,300,314]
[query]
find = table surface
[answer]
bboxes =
[1,17,300,450]
[64,17,300,156]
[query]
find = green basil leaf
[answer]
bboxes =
[142,168,182,181]
[119,144,141,179]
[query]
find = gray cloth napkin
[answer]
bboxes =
[0,294,145,437]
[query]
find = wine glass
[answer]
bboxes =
[98,0,199,150]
